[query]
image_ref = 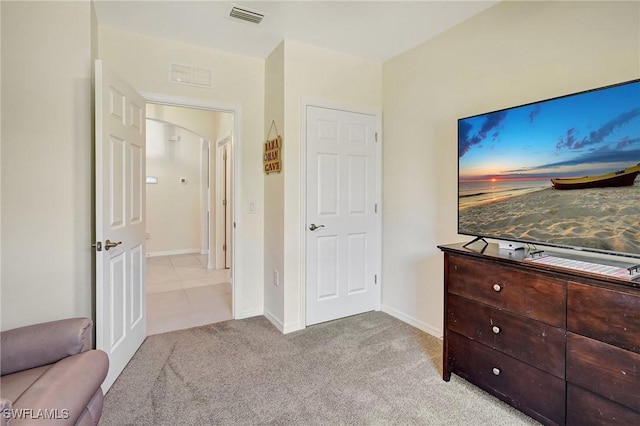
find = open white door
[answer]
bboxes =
[95,60,146,392]
[306,106,380,325]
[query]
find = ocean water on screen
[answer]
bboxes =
[459,179,550,209]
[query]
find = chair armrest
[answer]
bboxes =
[10,350,108,425]
[1,318,93,376]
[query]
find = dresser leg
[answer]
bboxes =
[443,356,451,381]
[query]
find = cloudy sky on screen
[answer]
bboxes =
[458,80,640,181]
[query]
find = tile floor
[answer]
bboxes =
[146,253,232,336]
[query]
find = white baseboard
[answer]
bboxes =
[381,304,442,338]
[263,309,303,334]
[236,304,443,338]
[264,308,285,333]
[234,308,263,320]
[146,248,201,258]
[282,321,302,334]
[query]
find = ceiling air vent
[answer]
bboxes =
[229,5,264,24]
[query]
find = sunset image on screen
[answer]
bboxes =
[458,80,640,255]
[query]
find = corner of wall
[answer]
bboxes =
[263,40,286,329]
[0,0,4,328]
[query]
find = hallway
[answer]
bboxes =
[146,254,231,335]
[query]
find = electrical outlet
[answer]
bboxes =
[273,270,279,286]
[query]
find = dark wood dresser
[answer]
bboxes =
[439,243,640,425]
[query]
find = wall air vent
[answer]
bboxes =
[229,5,264,24]
[169,64,213,88]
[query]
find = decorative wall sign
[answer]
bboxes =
[264,120,282,174]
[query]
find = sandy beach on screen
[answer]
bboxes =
[459,185,640,254]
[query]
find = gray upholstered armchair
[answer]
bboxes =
[0,318,108,425]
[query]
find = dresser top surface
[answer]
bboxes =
[439,242,640,290]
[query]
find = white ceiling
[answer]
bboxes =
[93,1,499,61]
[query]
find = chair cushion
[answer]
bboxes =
[0,365,52,403]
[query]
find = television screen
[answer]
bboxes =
[458,78,640,257]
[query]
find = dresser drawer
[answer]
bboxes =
[567,384,640,426]
[446,254,566,327]
[568,282,640,352]
[447,294,565,378]
[448,331,565,425]
[567,333,640,412]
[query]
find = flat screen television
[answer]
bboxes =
[458,78,640,258]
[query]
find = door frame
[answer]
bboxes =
[200,137,210,256]
[299,98,383,328]
[142,92,241,318]
[216,136,232,270]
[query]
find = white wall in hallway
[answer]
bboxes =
[146,120,202,256]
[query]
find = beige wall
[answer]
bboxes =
[278,40,382,332]
[3,0,637,339]
[0,2,3,321]
[264,42,286,327]
[146,104,220,144]
[145,104,231,266]
[382,1,640,336]
[1,1,95,330]
[215,113,233,144]
[146,120,203,255]
[98,26,265,319]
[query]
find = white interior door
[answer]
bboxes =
[306,106,380,326]
[95,59,146,392]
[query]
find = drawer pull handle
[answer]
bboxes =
[492,367,501,376]
[492,326,501,334]
[493,284,502,292]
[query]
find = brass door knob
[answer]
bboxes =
[105,239,122,251]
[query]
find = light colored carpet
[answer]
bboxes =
[101,312,539,425]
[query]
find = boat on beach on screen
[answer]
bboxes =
[551,163,640,190]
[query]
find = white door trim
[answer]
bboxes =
[200,138,210,256]
[141,92,241,319]
[215,136,231,270]
[299,98,382,328]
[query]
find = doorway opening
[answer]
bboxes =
[144,103,234,335]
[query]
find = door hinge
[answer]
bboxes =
[375,203,378,213]
[374,274,378,284]
[223,244,227,251]
[375,132,378,142]
[223,199,227,206]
